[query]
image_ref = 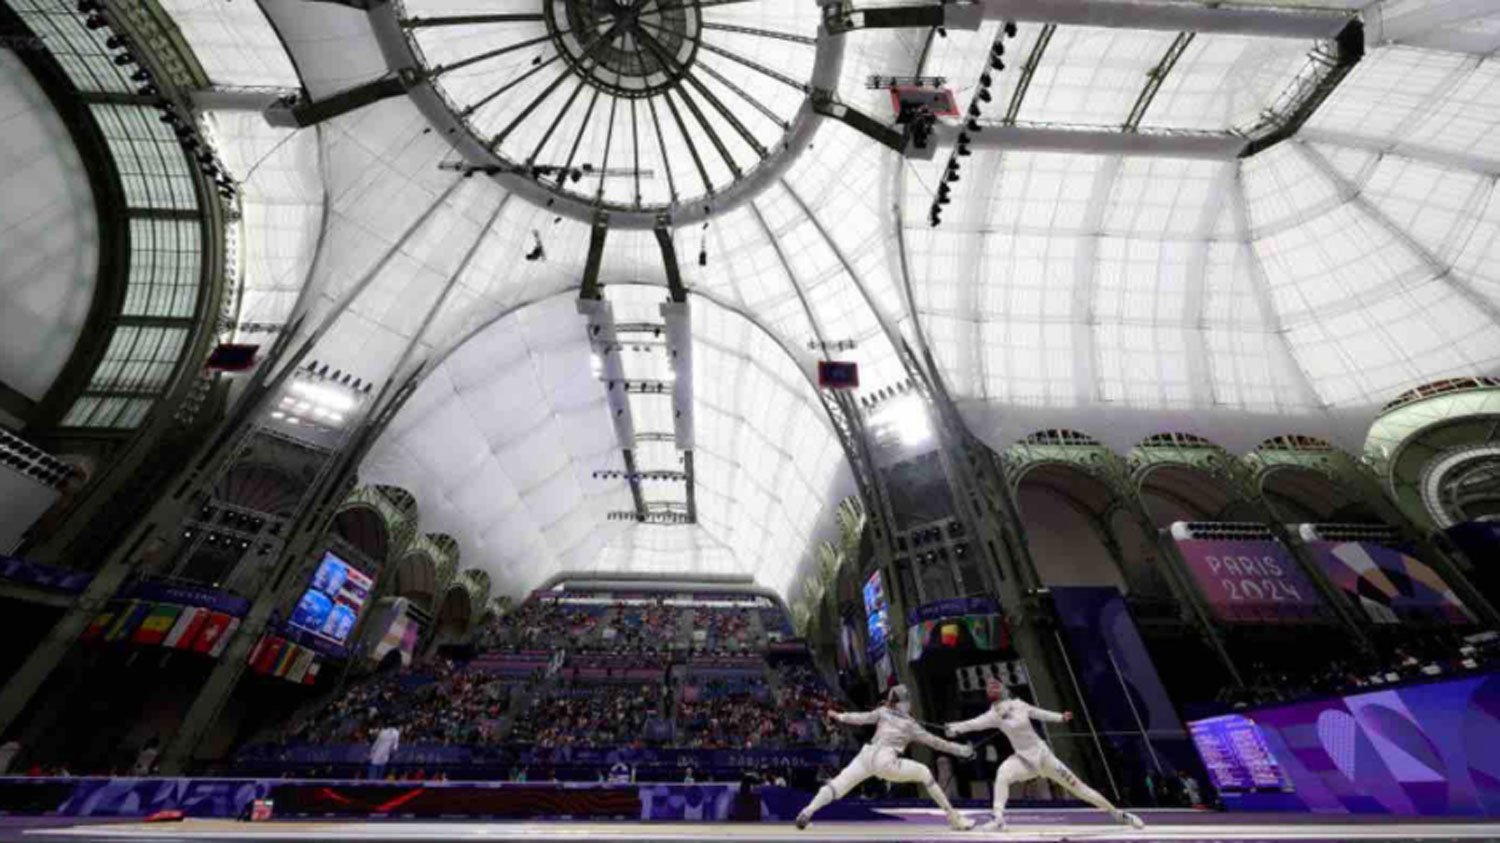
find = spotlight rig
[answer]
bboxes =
[927,20,1017,227]
[439,160,592,183]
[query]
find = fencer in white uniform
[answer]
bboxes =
[945,678,1144,832]
[797,685,974,831]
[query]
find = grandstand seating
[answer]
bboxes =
[239,588,850,779]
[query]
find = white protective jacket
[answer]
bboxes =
[947,699,1064,765]
[834,707,971,757]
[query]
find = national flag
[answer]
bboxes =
[966,615,996,650]
[132,603,183,646]
[940,622,960,648]
[210,617,241,659]
[190,612,233,654]
[250,636,286,674]
[302,659,322,685]
[272,642,300,678]
[105,601,151,643]
[81,605,119,643]
[287,648,316,683]
[163,607,208,649]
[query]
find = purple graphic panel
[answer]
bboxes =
[1195,672,1500,816]
[1174,539,1324,623]
[1051,587,1202,785]
[1307,541,1474,625]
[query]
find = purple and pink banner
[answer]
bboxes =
[1173,539,1325,623]
[1307,541,1473,625]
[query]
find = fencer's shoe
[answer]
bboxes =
[976,817,1007,832]
[1113,810,1145,830]
[795,811,811,830]
[947,813,975,831]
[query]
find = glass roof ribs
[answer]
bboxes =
[8,0,226,431]
[1295,140,1500,330]
[1296,128,1500,179]
[1371,0,1500,55]
[1123,31,1193,132]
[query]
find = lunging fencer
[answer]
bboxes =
[797,685,974,831]
[945,678,1144,832]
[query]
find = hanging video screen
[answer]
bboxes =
[289,550,373,645]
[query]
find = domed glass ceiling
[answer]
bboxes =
[398,0,819,210]
[148,0,1500,599]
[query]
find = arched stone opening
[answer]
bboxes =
[1014,463,1128,592]
[1260,466,1382,524]
[1139,465,1258,527]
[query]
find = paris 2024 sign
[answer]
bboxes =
[1173,539,1325,623]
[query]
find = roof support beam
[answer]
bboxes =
[831,0,1352,38]
[811,91,906,152]
[265,72,416,128]
[580,214,609,301]
[190,87,297,112]
[1297,129,1500,179]
[934,122,1245,159]
[0,380,37,426]
[654,225,688,303]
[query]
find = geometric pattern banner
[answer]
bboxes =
[1242,672,1500,817]
[1307,542,1474,625]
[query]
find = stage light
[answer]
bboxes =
[871,395,932,446]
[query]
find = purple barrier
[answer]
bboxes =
[0,779,765,821]
[0,778,272,818]
[234,743,851,773]
[1190,671,1500,816]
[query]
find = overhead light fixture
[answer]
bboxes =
[871,395,932,446]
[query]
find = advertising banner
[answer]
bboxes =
[119,577,251,617]
[905,596,1001,626]
[1307,541,1473,625]
[1173,539,1324,622]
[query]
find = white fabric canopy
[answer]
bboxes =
[158,0,1500,596]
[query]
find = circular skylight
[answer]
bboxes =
[398,0,821,215]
